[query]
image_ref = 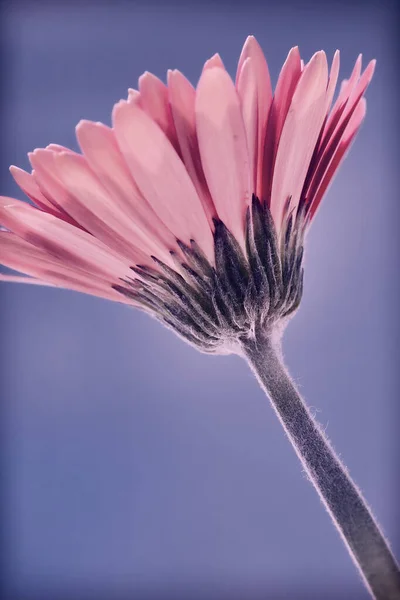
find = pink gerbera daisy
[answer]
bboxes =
[2,36,399,599]
[1,37,372,353]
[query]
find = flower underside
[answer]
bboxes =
[114,195,305,354]
[0,36,374,355]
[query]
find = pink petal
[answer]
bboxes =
[28,151,85,228]
[323,54,362,141]
[305,60,375,210]
[46,143,73,154]
[10,166,62,215]
[167,69,216,225]
[0,196,131,280]
[236,36,272,93]
[76,120,178,263]
[236,36,272,198]
[202,53,225,71]
[127,88,141,105]
[320,59,374,157]
[300,51,340,200]
[0,232,133,303]
[325,50,340,113]
[236,58,258,192]
[261,46,302,204]
[236,36,272,197]
[270,51,328,232]
[271,47,302,149]
[138,71,179,150]
[52,151,157,266]
[112,100,214,261]
[30,148,159,268]
[196,67,251,247]
[347,59,375,109]
[308,98,367,221]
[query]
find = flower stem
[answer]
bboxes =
[241,331,400,600]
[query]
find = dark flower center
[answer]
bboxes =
[113,195,305,354]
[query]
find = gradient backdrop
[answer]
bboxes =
[0,1,399,598]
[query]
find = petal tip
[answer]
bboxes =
[76,119,91,132]
[203,53,225,71]
[112,99,129,122]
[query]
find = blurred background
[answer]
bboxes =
[0,0,399,598]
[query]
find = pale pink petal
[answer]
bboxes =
[236,58,258,191]
[308,98,367,221]
[127,88,141,105]
[321,59,374,158]
[300,51,340,200]
[196,67,251,247]
[12,163,85,230]
[272,47,303,145]
[46,143,73,154]
[261,46,302,204]
[236,36,272,95]
[324,54,362,138]
[76,120,178,263]
[53,151,157,267]
[325,50,340,114]
[236,35,272,197]
[202,53,225,71]
[167,69,216,225]
[10,166,61,214]
[29,152,79,217]
[0,232,133,303]
[270,51,328,232]
[138,72,179,150]
[0,196,131,280]
[347,59,375,111]
[112,100,214,261]
[30,148,156,267]
[236,36,272,198]
[304,60,375,209]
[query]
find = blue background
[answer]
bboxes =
[1,1,399,598]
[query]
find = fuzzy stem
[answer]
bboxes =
[241,332,400,600]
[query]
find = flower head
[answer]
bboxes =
[0,36,374,353]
